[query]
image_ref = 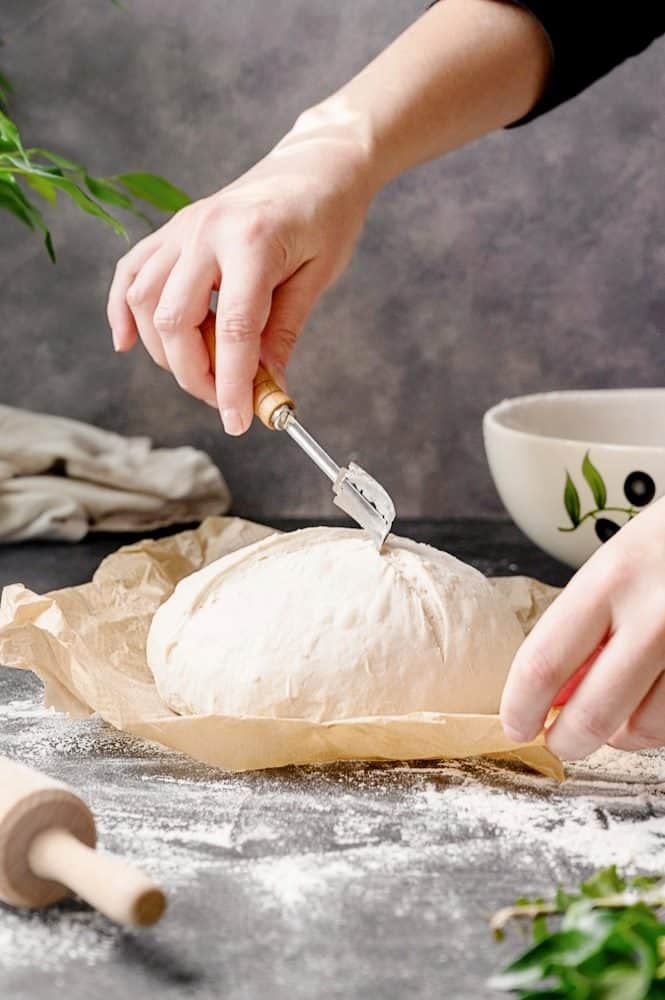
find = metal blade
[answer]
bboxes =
[273,407,395,549]
[332,462,395,549]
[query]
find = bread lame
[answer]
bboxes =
[201,312,395,549]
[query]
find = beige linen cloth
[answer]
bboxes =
[0,405,231,541]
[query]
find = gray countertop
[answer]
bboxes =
[1,519,664,1000]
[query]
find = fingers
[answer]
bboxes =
[153,250,219,405]
[500,571,611,744]
[552,641,606,707]
[610,670,665,751]
[126,246,180,369]
[215,252,278,434]
[107,238,160,351]
[260,261,325,387]
[544,627,661,759]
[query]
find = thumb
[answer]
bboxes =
[260,261,326,387]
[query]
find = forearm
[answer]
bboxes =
[289,0,552,194]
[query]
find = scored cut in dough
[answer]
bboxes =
[147,527,525,722]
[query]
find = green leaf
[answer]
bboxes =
[0,69,13,107]
[114,171,190,211]
[630,875,662,891]
[517,992,568,999]
[30,148,84,173]
[593,939,654,999]
[533,915,549,944]
[563,472,581,528]
[84,173,133,210]
[555,888,578,911]
[582,451,607,510]
[24,173,57,205]
[0,177,35,228]
[49,175,128,237]
[489,929,607,990]
[43,228,55,261]
[0,109,21,150]
[0,176,54,259]
[581,866,625,899]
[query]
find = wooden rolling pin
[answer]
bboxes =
[0,756,166,926]
[200,311,294,429]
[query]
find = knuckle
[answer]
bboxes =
[219,310,255,344]
[238,211,272,244]
[271,325,298,350]
[565,705,610,744]
[153,306,185,333]
[232,214,289,269]
[126,281,151,309]
[174,375,197,395]
[183,197,222,239]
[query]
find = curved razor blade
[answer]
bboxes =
[333,462,395,549]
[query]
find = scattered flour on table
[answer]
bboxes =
[0,908,115,972]
[1,686,665,970]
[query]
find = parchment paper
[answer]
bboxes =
[0,516,564,779]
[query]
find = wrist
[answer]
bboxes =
[286,98,385,203]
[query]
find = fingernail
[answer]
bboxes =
[205,398,218,409]
[222,408,244,435]
[112,331,121,351]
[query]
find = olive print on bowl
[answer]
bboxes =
[559,452,656,543]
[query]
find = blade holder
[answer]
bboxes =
[201,312,396,548]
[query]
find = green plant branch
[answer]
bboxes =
[491,889,665,936]
[558,506,637,533]
[490,867,665,997]
[0,11,191,260]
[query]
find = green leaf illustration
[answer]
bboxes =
[582,451,607,510]
[563,472,581,527]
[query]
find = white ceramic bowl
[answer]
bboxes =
[483,389,665,568]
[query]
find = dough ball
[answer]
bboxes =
[147,527,524,721]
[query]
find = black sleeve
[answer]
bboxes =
[509,2,665,125]
[426,2,665,126]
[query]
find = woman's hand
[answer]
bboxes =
[500,495,665,759]
[107,108,375,434]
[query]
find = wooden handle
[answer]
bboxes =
[200,311,294,429]
[29,828,166,927]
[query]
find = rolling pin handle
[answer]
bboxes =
[28,828,166,927]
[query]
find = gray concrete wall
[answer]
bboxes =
[1,1,663,518]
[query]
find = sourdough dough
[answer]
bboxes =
[147,527,525,721]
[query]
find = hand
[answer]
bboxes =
[500,495,665,760]
[107,107,375,434]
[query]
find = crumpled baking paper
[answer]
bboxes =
[0,516,564,779]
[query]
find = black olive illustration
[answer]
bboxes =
[595,518,620,543]
[623,471,656,507]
